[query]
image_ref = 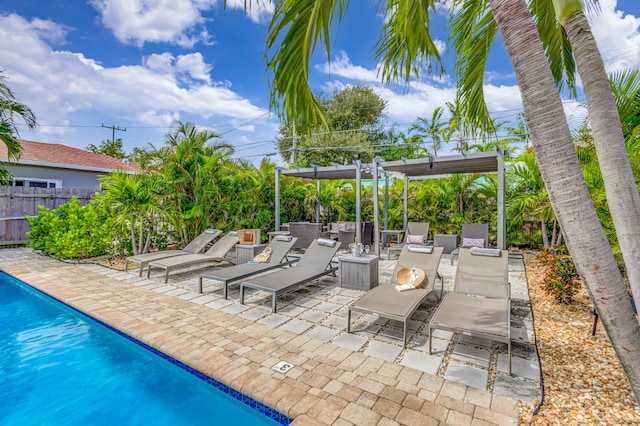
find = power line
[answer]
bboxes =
[101,123,127,143]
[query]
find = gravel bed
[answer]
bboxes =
[519,251,640,424]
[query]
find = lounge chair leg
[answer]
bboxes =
[403,322,407,348]
[198,277,203,293]
[147,266,151,279]
[240,285,245,305]
[139,263,144,277]
[428,327,433,355]
[508,341,512,376]
[164,270,169,283]
[124,260,129,272]
[272,294,277,313]
[347,309,351,333]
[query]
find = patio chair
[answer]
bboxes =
[239,238,340,313]
[146,232,239,282]
[387,221,430,259]
[347,245,444,347]
[450,223,489,265]
[288,222,323,252]
[197,236,299,299]
[428,247,511,374]
[124,228,222,276]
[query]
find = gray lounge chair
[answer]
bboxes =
[124,228,222,276]
[147,232,239,282]
[197,236,299,299]
[239,239,340,313]
[347,245,444,347]
[428,247,511,373]
[450,223,489,265]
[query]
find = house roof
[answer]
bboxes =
[0,140,140,173]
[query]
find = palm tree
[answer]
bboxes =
[487,0,640,396]
[99,171,164,255]
[262,0,640,397]
[0,71,36,182]
[409,106,445,156]
[554,0,640,323]
[150,121,233,243]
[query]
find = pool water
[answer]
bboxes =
[0,272,290,425]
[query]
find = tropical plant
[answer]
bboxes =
[276,86,387,166]
[149,121,234,244]
[0,71,36,183]
[26,196,119,259]
[262,0,640,396]
[99,171,165,255]
[408,106,445,156]
[86,138,127,158]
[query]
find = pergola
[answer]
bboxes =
[274,146,508,256]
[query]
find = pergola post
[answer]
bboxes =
[316,179,321,224]
[403,176,408,230]
[355,160,362,244]
[275,167,281,231]
[373,160,380,256]
[497,146,506,249]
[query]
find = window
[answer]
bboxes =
[12,178,62,188]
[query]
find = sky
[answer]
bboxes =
[1,0,639,165]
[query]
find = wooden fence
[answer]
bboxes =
[0,186,97,245]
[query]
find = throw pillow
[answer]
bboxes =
[461,237,485,248]
[406,234,425,244]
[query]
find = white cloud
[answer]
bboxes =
[589,0,640,72]
[224,0,274,24]
[0,13,269,144]
[89,0,216,47]
[316,51,380,82]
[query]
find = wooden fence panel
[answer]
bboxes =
[0,186,97,245]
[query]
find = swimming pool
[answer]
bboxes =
[0,271,290,425]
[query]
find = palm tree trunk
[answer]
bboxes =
[562,10,640,312]
[488,0,640,397]
[541,221,549,248]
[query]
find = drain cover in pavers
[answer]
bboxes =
[493,375,541,403]
[444,361,489,390]
[363,340,403,362]
[496,354,541,381]
[332,333,368,351]
[400,349,441,375]
[450,342,491,368]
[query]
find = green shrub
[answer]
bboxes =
[537,248,580,304]
[26,196,120,260]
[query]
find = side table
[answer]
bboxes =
[236,243,268,264]
[338,254,379,291]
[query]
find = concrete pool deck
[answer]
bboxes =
[0,247,541,425]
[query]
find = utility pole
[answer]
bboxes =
[101,123,126,142]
